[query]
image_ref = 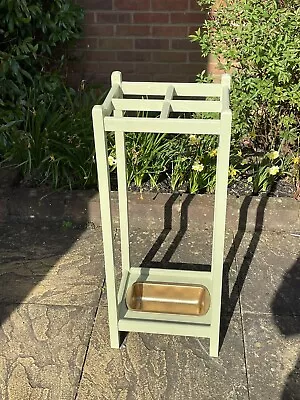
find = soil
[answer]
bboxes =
[0,166,297,199]
[128,175,297,198]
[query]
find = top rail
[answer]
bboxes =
[121,81,222,97]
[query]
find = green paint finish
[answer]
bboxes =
[92,71,232,357]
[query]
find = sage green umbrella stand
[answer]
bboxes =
[92,71,232,357]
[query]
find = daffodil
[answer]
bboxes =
[189,135,199,145]
[229,166,238,177]
[108,155,116,166]
[293,156,300,165]
[192,162,204,172]
[269,166,279,175]
[267,150,279,161]
[209,149,217,157]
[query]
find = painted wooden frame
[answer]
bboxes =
[92,71,232,357]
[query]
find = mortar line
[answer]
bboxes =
[74,278,106,400]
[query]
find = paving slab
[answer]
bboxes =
[0,303,95,400]
[77,301,248,400]
[0,223,103,263]
[243,314,300,400]
[0,223,104,307]
[0,223,103,400]
[235,232,300,316]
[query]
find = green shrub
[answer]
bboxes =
[190,0,300,192]
[0,0,83,105]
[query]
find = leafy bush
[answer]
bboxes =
[0,0,83,105]
[190,0,300,192]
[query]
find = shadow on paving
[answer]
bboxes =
[271,257,300,400]
[0,186,100,327]
[139,192,270,354]
[220,196,268,348]
[140,193,210,272]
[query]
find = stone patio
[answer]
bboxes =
[0,206,299,399]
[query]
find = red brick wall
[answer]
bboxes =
[69,0,213,85]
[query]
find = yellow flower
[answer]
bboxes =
[209,148,217,157]
[192,162,204,172]
[50,154,55,161]
[108,155,116,166]
[189,135,199,145]
[237,150,242,157]
[269,166,280,175]
[267,150,279,161]
[229,166,238,177]
[293,156,300,165]
[247,176,253,183]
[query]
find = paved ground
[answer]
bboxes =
[0,220,299,400]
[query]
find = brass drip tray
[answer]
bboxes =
[126,282,210,316]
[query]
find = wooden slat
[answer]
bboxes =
[104,116,221,134]
[122,81,222,97]
[160,85,174,119]
[221,85,230,113]
[118,318,211,338]
[101,84,122,116]
[112,98,221,113]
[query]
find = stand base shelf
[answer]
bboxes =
[117,267,213,335]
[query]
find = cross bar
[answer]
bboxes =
[104,116,221,135]
[111,99,222,113]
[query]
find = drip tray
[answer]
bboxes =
[126,282,210,316]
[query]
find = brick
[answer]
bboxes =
[83,12,95,24]
[170,12,207,24]
[76,38,98,49]
[117,51,151,62]
[135,38,169,50]
[85,50,117,61]
[114,0,150,11]
[170,63,204,75]
[171,38,199,50]
[93,73,110,84]
[84,62,101,73]
[77,0,112,10]
[118,13,132,23]
[154,74,193,82]
[96,11,117,23]
[135,63,170,74]
[189,52,207,63]
[98,38,133,49]
[98,62,135,74]
[152,51,186,63]
[152,26,187,37]
[152,0,188,11]
[133,12,169,24]
[126,73,153,81]
[96,12,131,23]
[189,0,202,11]
[208,62,223,76]
[116,25,150,36]
[83,24,114,36]
[187,25,202,35]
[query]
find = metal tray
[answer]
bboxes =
[126,282,210,316]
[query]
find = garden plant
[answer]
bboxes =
[1,0,299,196]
